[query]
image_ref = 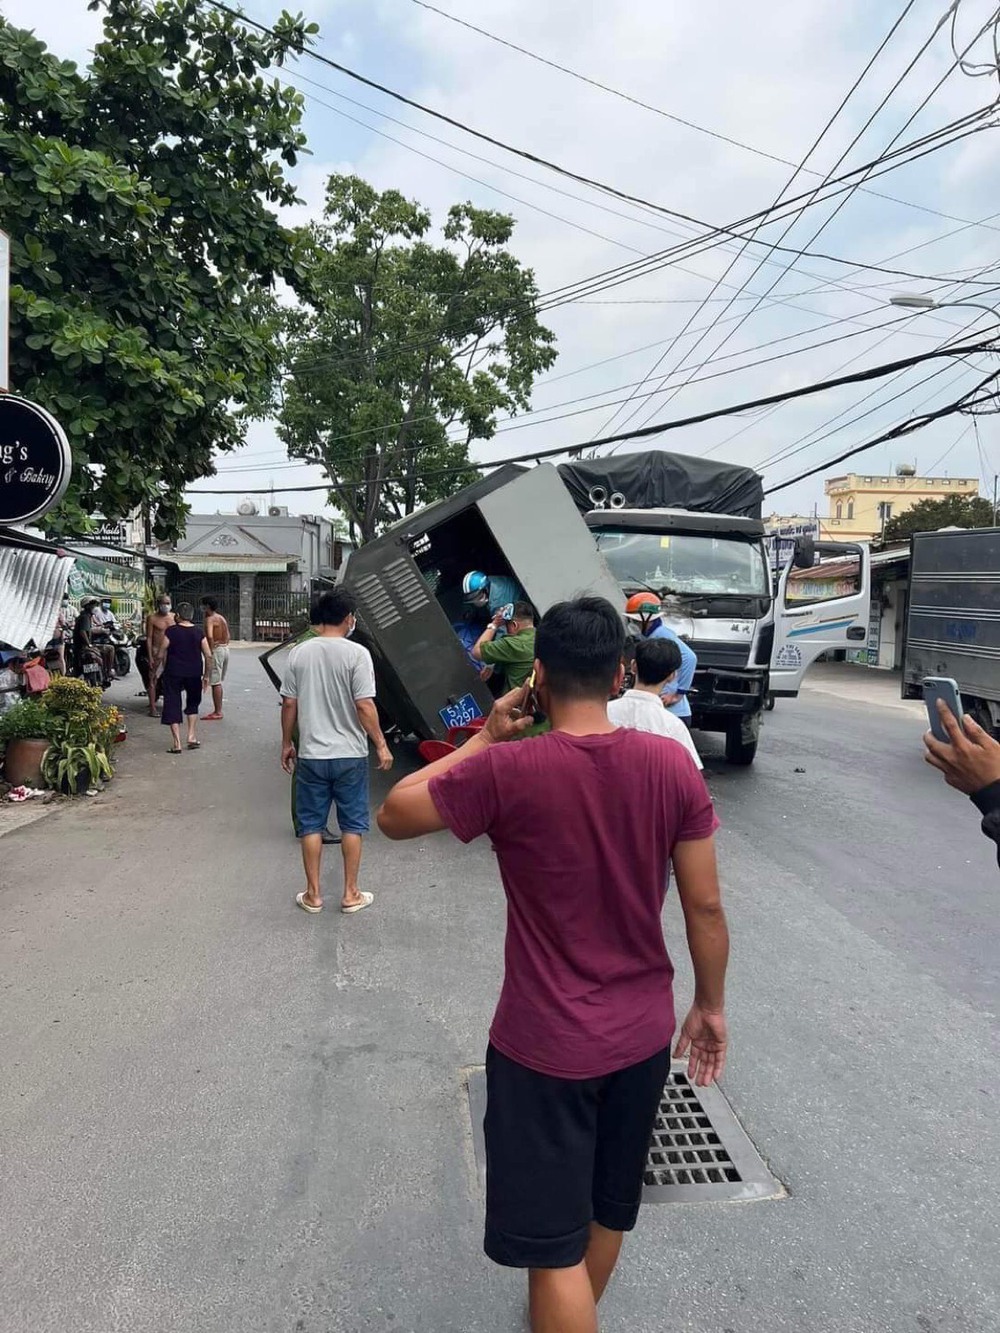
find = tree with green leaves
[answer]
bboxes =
[0,0,315,539]
[882,492,995,542]
[276,175,557,543]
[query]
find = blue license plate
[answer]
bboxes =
[438,693,484,731]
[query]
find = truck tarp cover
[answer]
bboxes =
[557,450,764,520]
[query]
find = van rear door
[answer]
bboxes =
[478,464,623,613]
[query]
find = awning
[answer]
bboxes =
[0,539,75,651]
[169,555,291,573]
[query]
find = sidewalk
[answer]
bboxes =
[799,659,925,717]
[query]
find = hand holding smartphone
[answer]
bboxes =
[923,677,963,743]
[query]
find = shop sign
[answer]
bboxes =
[0,395,71,524]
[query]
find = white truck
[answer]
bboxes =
[559,451,873,764]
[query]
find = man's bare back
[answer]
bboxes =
[204,611,230,648]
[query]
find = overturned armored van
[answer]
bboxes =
[346,463,623,741]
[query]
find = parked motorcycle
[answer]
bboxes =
[104,626,134,679]
[64,634,111,690]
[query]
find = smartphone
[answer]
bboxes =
[512,670,537,720]
[923,676,963,742]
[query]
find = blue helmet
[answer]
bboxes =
[462,570,489,599]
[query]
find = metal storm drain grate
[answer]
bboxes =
[642,1063,782,1202]
[465,1062,782,1205]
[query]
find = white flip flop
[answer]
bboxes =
[341,891,374,915]
[295,892,323,914]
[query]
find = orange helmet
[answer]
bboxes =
[625,592,661,619]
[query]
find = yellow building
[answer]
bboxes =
[820,466,978,541]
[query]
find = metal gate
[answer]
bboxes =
[168,574,240,631]
[253,577,309,641]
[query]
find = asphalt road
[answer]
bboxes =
[1,649,997,1333]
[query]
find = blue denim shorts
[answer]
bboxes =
[295,756,370,836]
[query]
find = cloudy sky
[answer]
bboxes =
[6,0,1000,520]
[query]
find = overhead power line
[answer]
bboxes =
[409,0,1000,236]
[217,311,945,476]
[621,0,1000,438]
[188,335,998,493]
[766,367,1000,494]
[202,0,993,295]
[284,59,998,304]
[594,0,922,441]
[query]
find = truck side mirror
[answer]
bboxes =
[791,536,815,569]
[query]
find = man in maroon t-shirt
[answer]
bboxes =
[378,596,729,1333]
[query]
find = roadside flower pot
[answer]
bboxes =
[2,737,51,788]
[0,681,120,797]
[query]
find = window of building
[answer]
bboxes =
[836,502,842,519]
[847,501,854,520]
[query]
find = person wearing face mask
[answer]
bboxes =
[280,588,393,916]
[145,594,176,717]
[90,597,119,681]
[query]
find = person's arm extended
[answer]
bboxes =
[378,684,531,839]
[145,614,155,659]
[203,615,215,651]
[672,835,729,1086]
[355,698,394,772]
[280,696,298,773]
[471,612,504,662]
[200,635,212,679]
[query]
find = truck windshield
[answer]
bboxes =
[595,529,770,597]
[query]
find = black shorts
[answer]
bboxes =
[483,1042,671,1270]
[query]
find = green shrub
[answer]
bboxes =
[0,678,122,793]
[0,698,58,743]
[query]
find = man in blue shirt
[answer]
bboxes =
[647,621,696,723]
[624,593,697,725]
[463,570,524,618]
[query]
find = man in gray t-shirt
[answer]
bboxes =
[280,589,393,916]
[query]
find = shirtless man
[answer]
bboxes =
[200,596,231,720]
[145,594,176,716]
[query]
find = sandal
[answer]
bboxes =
[166,747,182,754]
[341,891,374,915]
[295,892,323,914]
[187,740,201,750]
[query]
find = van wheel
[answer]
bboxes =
[725,720,758,766]
[966,697,998,739]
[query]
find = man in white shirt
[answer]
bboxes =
[280,589,393,916]
[608,637,702,769]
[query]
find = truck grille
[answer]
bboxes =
[691,640,752,670]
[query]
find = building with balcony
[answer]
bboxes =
[820,467,978,541]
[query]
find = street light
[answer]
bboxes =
[888,293,1000,319]
[888,294,1000,522]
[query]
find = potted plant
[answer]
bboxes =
[40,737,113,795]
[0,698,57,787]
[37,677,122,795]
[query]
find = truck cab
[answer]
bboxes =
[586,506,871,763]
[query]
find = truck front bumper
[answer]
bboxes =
[690,667,767,729]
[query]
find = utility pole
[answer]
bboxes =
[993,473,997,525]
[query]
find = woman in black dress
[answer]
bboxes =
[160,602,212,753]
